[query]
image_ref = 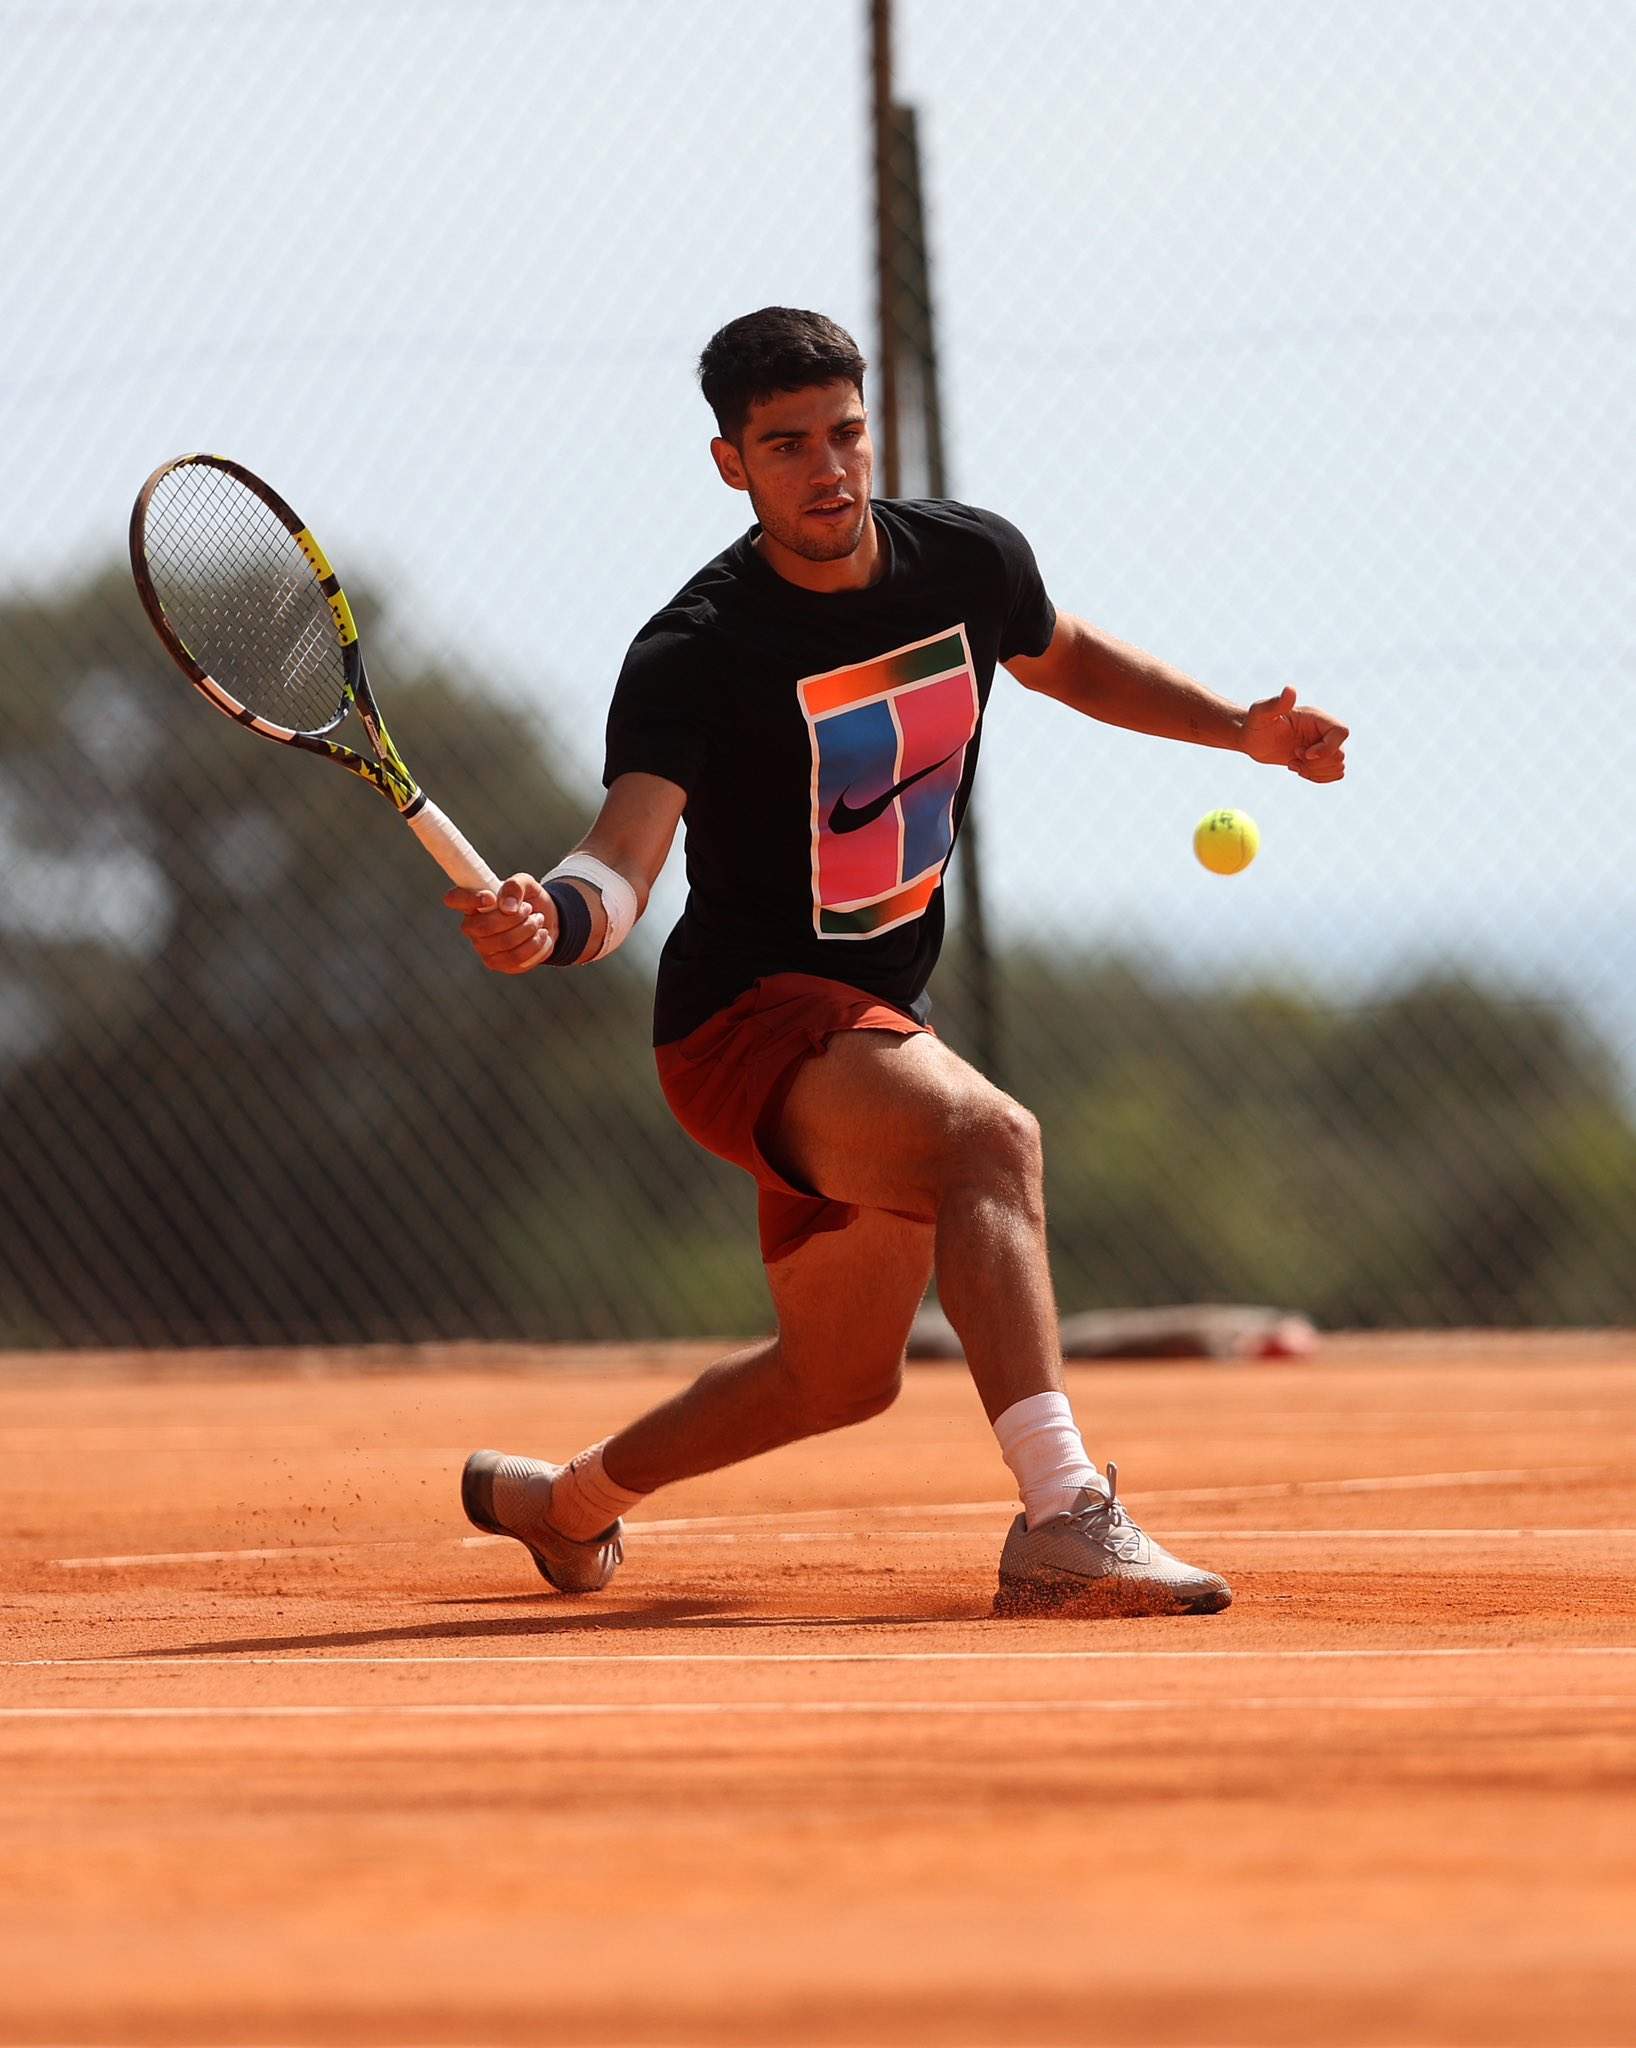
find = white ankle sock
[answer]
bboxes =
[546,1439,647,1541]
[992,1391,1102,1529]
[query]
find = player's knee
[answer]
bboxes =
[798,1358,904,1433]
[992,1098,1044,1181]
[937,1094,1043,1205]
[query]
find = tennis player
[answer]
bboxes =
[448,308,1348,1617]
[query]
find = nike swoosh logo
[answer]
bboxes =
[828,745,965,835]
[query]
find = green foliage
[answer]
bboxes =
[0,563,751,1345]
[3,566,1633,1344]
[987,953,1636,1328]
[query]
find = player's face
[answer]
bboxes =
[712,382,874,566]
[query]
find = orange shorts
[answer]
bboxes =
[655,972,934,1265]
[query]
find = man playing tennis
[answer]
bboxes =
[447,307,1348,1617]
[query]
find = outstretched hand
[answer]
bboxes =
[1242,686,1348,783]
[443,872,557,973]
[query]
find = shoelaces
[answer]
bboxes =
[1059,1459,1147,1561]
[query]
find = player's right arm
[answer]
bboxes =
[444,770,686,975]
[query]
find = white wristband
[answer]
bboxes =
[545,854,638,961]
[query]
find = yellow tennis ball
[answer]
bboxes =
[1193,808,1260,875]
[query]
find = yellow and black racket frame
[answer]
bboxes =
[130,453,423,816]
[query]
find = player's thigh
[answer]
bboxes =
[766,1202,934,1411]
[769,1027,1039,1217]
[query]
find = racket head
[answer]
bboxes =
[130,454,361,742]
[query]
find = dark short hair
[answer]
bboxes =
[698,307,868,442]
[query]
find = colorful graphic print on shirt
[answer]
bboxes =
[796,625,979,939]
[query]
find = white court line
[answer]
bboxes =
[1134,1465,1618,1503]
[35,1459,1621,1570]
[3,1694,1633,1724]
[610,1528,1636,1545]
[634,1467,1617,1530]
[10,1646,1636,1671]
[45,1525,1636,1568]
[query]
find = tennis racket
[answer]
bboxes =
[129,453,500,891]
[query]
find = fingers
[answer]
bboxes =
[446,875,544,915]
[461,902,539,940]
[484,912,558,972]
[1290,733,1346,781]
[471,902,558,973]
[1249,690,1349,781]
[495,872,547,915]
[445,870,557,972]
[1293,712,1348,752]
[1292,712,1348,781]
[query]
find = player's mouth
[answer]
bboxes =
[805,495,854,523]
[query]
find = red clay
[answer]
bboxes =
[1,1335,1633,2045]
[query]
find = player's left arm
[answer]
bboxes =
[1005,612,1348,783]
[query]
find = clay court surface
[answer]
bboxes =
[2,1336,1633,2047]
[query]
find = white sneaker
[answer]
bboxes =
[993,1463,1232,1618]
[461,1450,623,1594]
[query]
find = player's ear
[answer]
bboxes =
[710,435,749,492]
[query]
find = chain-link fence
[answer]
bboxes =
[3,1,1633,1344]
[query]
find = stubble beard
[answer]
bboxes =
[759,500,871,564]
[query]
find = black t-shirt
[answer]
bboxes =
[603,497,1056,1045]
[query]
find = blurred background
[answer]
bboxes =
[2,0,1632,1345]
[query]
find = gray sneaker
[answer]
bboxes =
[461,1450,623,1594]
[993,1463,1232,1618]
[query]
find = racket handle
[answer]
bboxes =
[405,798,502,892]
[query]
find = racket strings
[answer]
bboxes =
[141,463,349,734]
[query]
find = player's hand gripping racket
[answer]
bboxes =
[129,454,499,891]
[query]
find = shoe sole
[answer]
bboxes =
[462,1451,623,1595]
[992,1573,1232,1620]
[460,1450,504,1536]
[461,1450,568,1592]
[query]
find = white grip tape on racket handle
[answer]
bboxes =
[406,800,501,893]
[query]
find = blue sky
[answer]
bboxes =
[3,0,1632,1073]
